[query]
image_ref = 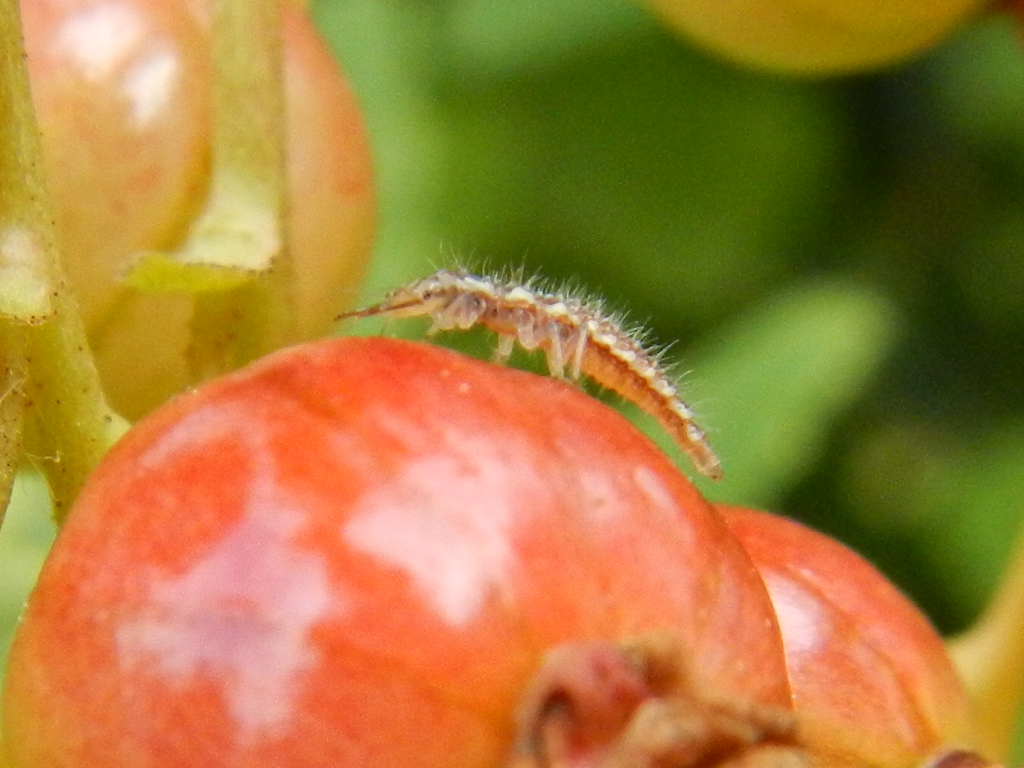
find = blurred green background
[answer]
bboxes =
[3,0,1024,758]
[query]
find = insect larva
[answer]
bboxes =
[336,268,723,480]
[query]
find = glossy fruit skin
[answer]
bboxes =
[719,505,974,768]
[642,0,989,74]
[3,338,791,768]
[22,0,375,418]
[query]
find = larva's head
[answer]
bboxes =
[337,269,464,321]
[384,270,463,316]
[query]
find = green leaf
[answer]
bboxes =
[0,470,55,681]
[686,280,899,504]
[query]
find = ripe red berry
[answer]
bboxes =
[3,338,793,768]
[719,505,977,768]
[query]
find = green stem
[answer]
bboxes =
[125,0,294,380]
[948,524,1024,763]
[22,290,131,523]
[0,321,26,525]
[0,0,57,322]
[0,0,129,523]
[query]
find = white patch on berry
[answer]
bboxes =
[341,440,523,627]
[116,420,335,742]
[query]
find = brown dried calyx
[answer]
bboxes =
[506,633,806,768]
[923,749,1003,768]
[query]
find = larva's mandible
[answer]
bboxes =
[337,269,723,480]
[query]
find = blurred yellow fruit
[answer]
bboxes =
[642,0,991,74]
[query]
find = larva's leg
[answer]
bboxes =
[568,327,586,380]
[429,294,486,335]
[426,308,456,335]
[544,325,567,379]
[454,294,488,329]
[494,334,515,364]
[514,308,541,350]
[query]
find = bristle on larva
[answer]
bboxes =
[336,268,723,480]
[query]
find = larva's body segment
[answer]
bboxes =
[338,269,723,480]
[577,338,722,481]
